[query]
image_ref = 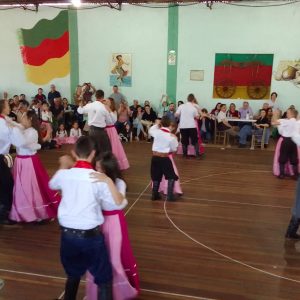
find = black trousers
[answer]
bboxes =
[279,137,298,165]
[151,156,178,182]
[89,126,112,154]
[180,128,198,146]
[0,155,14,220]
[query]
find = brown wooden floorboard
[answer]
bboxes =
[1,142,300,300]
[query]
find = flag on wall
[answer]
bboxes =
[213,53,274,100]
[18,10,70,85]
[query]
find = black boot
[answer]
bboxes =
[167,179,176,202]
[292,165,299,180]
[64,277,80,300]
[98,282,113,300]
[151,181,161,201]
[278,164,285,179]
[182,145,188,158]
[285,216,300,239]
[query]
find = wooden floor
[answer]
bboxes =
[1,142,300,300]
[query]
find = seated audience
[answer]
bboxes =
[217,104,239,137]
[129,99,141,123]
[211,102,222,117]
[141,104,157,142]
[226,103,240,126]
[253,109,271,147]
[50,97,64,132]
[116,101,131,133]
[199,108,212,142]
[132,106,147,141]
[54,123,68,145]
[239,101,253,119]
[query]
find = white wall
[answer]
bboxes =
[1,3,300,112]
[0,7,70,100]
[177,3,300,113]
[77,5,168,108]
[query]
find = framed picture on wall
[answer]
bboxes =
[190,70,204,81]
[110,53,132,87]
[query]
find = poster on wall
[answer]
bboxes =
[110,53,132,87]
[213,53,274,100]
[274,60,300,88]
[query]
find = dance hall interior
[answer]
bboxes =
[1,1,300,300]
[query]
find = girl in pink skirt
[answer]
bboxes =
[86,152,139,300]
[105,98,129,170]
[10,110,60,222]
[67,121,82,144]
[54,123,68,146]
[273,136,300,177]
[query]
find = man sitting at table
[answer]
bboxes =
[238,102,255,148]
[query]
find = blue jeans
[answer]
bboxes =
[254,128,271,144]
[133,119,144,137]
[238,125,252,145]
[60,231,112,285]
[200,130,211,141]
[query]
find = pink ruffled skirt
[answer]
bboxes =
[10,154,60,222]
[177,120,205,155]
[86,210,139,300]
[159,154,183,195]
[273,137,300,176]
[105,126,129,170]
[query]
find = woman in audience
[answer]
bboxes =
[211,102,222,117]
[62,98,74,130]
[105,98,129,170]
[132,106,147,141]
[217,104,239,138]
[116,101,131,133]
[226,103,240,127]
[268,92,280,111]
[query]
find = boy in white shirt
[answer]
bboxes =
[149,116,179,201]
[49,136,123,300]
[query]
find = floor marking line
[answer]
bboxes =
[125,182,151,216]
[163,171,300,284]
[127,192,290,209]
[0,268,215,300]
[181,170,270,184]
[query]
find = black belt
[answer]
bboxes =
[90,126,105,130]
[61,226,101,238]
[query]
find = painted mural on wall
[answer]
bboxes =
[213,53,274,100]
[274,60,300,88]
[110,54,132,87]
[18,10,70,85]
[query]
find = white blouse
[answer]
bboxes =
[70,128,82,137]
[41,111,52,122]
[56,130,68,138]
[101,178,128,211]
[16,127,41,156]
[106,111,118,126]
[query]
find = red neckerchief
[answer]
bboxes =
[73,161,94,169]
[160,128,170,133]
[0,115,5,119]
